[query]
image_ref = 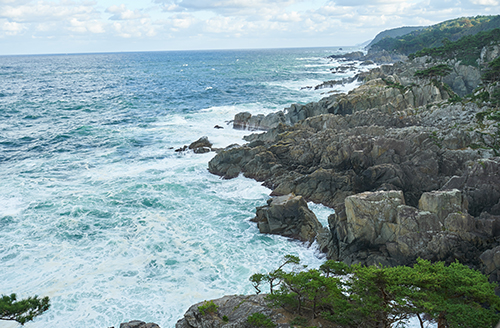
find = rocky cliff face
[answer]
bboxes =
[231,53,486,133]
[208,47,500,281]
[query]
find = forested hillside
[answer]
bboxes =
[370,15,500,55]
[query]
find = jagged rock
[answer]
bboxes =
[418,189,466,223]
[176,137,215,154]
[189,136,212,150]
[251,194,323,243]
[480,246,500,282]
[175,295,288,328]
[209,50,500,278]
[120,321,160,328]
[344,190,405,244]
[232,111,286,131]
[442,158,500,217]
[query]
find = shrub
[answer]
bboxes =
[246,313,276,328]
[198,300,218,315]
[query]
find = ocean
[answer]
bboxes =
[0,47,367,328]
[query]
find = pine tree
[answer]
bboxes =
[0,294,50,325]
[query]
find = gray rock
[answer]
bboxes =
[189,136,212,150]
[344,190,405,244]
[251,194,323,243]
[175,295,286,328]
[120,320,160,328]
[232,111,285,131]
[418,189,465,223]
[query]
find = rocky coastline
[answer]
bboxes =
[174,45,500,327]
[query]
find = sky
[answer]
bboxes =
[0,0,500,55]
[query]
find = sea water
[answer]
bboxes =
[0,47,370,328]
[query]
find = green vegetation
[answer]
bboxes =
[382,78,408,93]
[0,294,50,325]
[246,313,276,328]
[371,15,500,57]
[222,315,229,322]
[483,56,500,82]
[409,28,500,66]
[198,300,219,316]
[251,256,500,328]
[250,254,301,295]
[289,316,308,326]
[367,26,425,49]
[414,64,452,80]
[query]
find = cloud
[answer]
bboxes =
[471,0,499,5]
[0,20,26,35]
[106,4,149,20]
[0,1,98,23]
[68,18,105,33]
[155,0,300,16]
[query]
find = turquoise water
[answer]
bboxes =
[0,48,361,327]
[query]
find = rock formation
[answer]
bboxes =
[176,136,219,154]
[119,320,160,328]
[209,45,500,281]
[251,194,323,243]
[175,295,290,328]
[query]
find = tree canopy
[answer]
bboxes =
[0,294,50,325]
[370,15,500,58]
[250,256,500,328]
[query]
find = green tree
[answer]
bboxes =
[249,254,300,295]
[408,259,500,328]
[252,256,500,328]
[482,56,500,82]
[0,294,50,325]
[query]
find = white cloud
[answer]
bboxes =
[68,18,105,33]
[0,1,97,23]
[273,11,302,22]
[106,4,148,20]
[1,20,26,35]
[1,0,500,55]
[471,0,499,4]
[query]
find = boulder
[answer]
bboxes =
[251,194,323,243]
[480,246,500,282]
[120,321,160,328]
[189,136,212,150]
[418,189,465,223]
[175,295,285,328]
[232,111,285,131]
[344,190,405,244]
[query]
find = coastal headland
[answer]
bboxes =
[176,16,500,328]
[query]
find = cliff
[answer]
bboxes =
[208,42,500,278]
[178,25,500,328]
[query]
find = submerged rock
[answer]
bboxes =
[176,136,215,154]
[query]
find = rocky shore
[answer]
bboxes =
[175,46,500,327]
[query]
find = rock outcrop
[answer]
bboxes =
[251,194,323,243]
[209,46,500,280]
[176,137,219,154]
[319,189,500,270]
[119,320,160,328]
[175,295,289,328]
